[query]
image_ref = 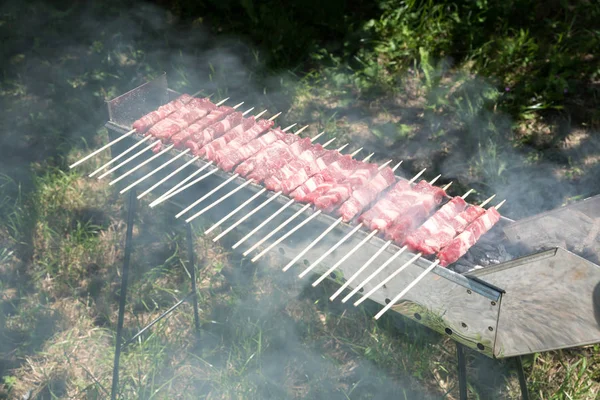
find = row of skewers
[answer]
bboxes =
[71,90,505,319]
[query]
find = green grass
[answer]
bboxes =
[1,0,600,398]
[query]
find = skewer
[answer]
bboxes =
[331,241,391,300]
[68,89,212,169]
[340,188,476,302]
[98,99,243,182]
[251,159,397,263]
[175,125,309,219]
[70,129,136,169]
[141,108,270,201]
[97,140,161,179]
[186,133,333,225]
[207,142,348,238]
[120,149,189,193]
[232,149,368,251]
[298,223,365,278]
[138,155,200,199]
[109,144,175,185]
[373,198,506,319]
[311,229,379,286]
[293,165,422,279]
[353,250,420,306]
[88,136,152,177]
[149,114,288,208]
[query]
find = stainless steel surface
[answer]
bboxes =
[106,73,168,128]
[470,248,600,358]
[503,195,600,264]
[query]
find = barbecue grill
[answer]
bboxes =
[75,74,600,399]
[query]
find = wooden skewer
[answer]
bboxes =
[206,140,344,238]
[362,198,506,315]
[442,181,452,191]
[298,223,365,278]
[97,140,161,179]
[374,259,440,319]
[176,125,310,219]
[246,154,391,260]
[332,241,391,301]
[233,149,369,252]
[120,149,190,194]
[353,251,421,306]
[150,114,287,208]
[215,97,230,106]
[68,90,215,169]
[312,229,380,287]
[70,129,136,169]
[268,112,282,121]
[89,136,152,177]
[249,155,382,262]
[109,144,175,186]
[138,155,200,199]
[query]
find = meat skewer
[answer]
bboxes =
[337,190,478,303]
[68,89,207,169]
[136,109,268,200]
[352,197,502,308]
[208,143,349,241]
[107,102,246,185]
[148,113,283,208]
[241,154,387,256]
[118,106,258,193]
[185,136,336,224]
[177,125,311,219]
[95,99,238,181]
[373,200,506,320]
[310,179,452,288]
[251,160,399,264]
[298,174,443,280]
[237,152,376,255]
[287,168,425,276]
[229,148,366,249]
[87,96,228,178]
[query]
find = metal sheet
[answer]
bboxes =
[503,195,600,265]
[106,73,168,129]
[469,248,600,358]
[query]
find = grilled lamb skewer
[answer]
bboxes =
[105,101,245,184]
[69,90,208,169]
[373,200,506,320]
[185,137,336,224]
[206,143,349,238]
[137,109,268,200]
[297,173,442,281]
[250,160,399,264]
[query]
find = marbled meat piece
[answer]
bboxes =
[404,197,468,254]
[217,127,288,171]
[336,166,396,221]
[195,117,257,156]
[205,119,274,161]
[132,94,193,134]
[437,207,501,266]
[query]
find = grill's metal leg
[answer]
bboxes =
[111,189,136,400]
[187,224,201,332]
[515,356,530,400]
[456,343,468,400]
